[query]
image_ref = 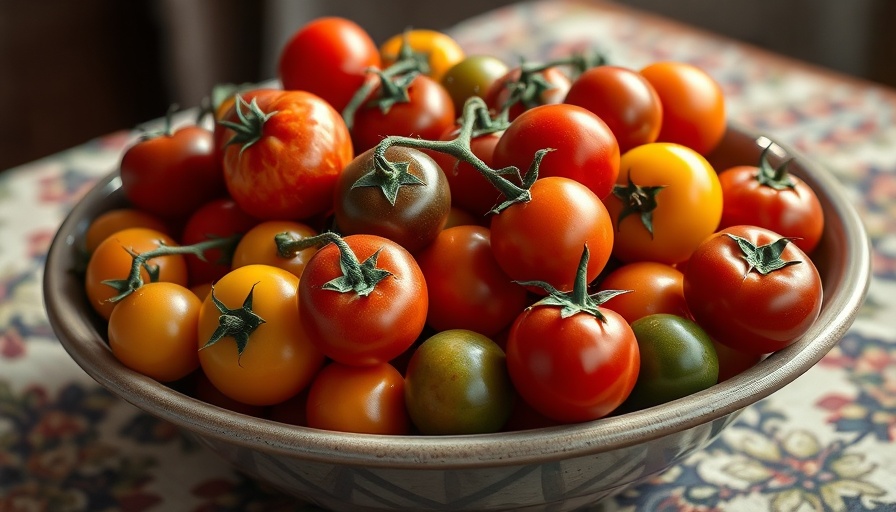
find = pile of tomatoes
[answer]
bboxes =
[81,17,826,435]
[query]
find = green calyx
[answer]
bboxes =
[200,282,266,360]
[275,231,391,296]
[102,234,242,303]
[138,104,180,140]
[727,234,802,276]
[612,172,666,238]
[351,152,425,206]
[217,94,278,157]
[755,143,796,191]
[341,33,429,131]
[516,244,629,322]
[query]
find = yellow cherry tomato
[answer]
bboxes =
[84,208,170,254]
[85,227,188,320]
[231,220,317,278]
[197,264,325,406]
[603,143,723,264]
[380,29,465,81]
[107,282,201,382]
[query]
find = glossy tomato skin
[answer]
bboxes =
[278,17,381,112]
[506,305,640,423]
[179,198,259,286]
[306,362,409,435]
[492,104,620,200]
[351,74,456,154]
[415,225,528,337]
[605,143,723,265]
[333,146,450,253]
[84,208,169,254]
[197,264,325,406]
[683,225,823,355]
[231,220,317,278]
[379,29,465,81]
[222,90,352,221]
[718,165,824,254]
[490,177,614,292]
[298,235,428,366]
[597,261,690,324]
[440,55,509,113]
[622,313,719,411]
[107,281,201,383]
[564,65,663,153]
[640,61,726,155]
[485,66,571,121]
[85,227,188,320]
[404,329,515,434]
[425,126,503,217]
[120,125,227,220]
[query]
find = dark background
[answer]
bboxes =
[1,0,893,171]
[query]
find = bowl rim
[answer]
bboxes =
[43,125,872,470]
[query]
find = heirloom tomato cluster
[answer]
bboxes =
[83,16,826,435]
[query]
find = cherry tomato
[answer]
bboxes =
[683,225,823,355]
[231,220,317,277]
[492,104,620,200]
[426,125,503,217]
[485,66,571,121]
[718,147,824,254]
[490,176,614,292]
[298,234,428,366]
[351,74,455,154]
[197,264,325,406]
[415,225,528,337]
[306,362,409,435]
[179,198,259,286]
[505,292,639,423]
[220,90,353,220]
[404,329,515,435]
[333,146,451,253]
[604,142,723,264]
[440,55,509,113]
[596,261,689,324]
[640,61,726,155]
[84,208,169,254]
[213,87,282,162]
[564,65,663,153]
[107,282,201,382]
[380,29,466,81]
[85,227,188,320]
[622,314,718,412]
[120,124,227,220]
[278,17,381,112]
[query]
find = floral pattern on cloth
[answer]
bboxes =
[2,0,895,510]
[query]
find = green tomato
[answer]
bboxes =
[623,313,719,411]
[440,55,509,113]
[404,329,515,435]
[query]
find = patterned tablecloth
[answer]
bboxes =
[2,1,895,510]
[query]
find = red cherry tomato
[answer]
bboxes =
[683,225,823,355]
[278,17,381,112]
[596,261,689,324]
[564,65,663,153]
[718,148,824,254]
[490,176,614,292]
[492,104,620,200]
[351,74,456,154]
[179,198,259,286]
[415,225,528,337]
[425,126,503,217]
[120,124,226,220]
[220,90,353,220]
[485,66,571,121]
[297,234,428,366]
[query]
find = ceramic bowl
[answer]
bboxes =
[43,126,871,511]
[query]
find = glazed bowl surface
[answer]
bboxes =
[43,126,871,511]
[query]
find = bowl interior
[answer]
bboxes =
[43,126,871,469]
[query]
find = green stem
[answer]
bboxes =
[102,234,242,303]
